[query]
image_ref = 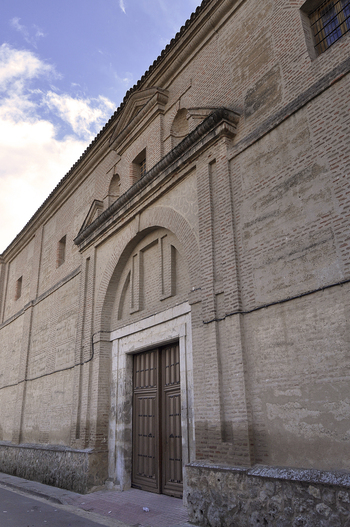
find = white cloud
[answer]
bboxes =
[10,17,26,34]
[45,91,115,139]
[119,0,126,14]
[0,44,116,253]
[139,0,202,43]
[10,17,46,48]
[34,25,45,39]
[0,120,86,252]
[113,69,133,89]
[0,42,56,91]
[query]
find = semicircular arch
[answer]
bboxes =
[96,207,199,333]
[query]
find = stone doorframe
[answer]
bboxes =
[108,302,195,493]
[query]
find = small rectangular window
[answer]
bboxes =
[15,276,22,301]
[57,235,66,267]
[140,157,147,178]
[310,0,350,54]
[132,149,146,181]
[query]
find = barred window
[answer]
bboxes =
[140,157,147,178]
[310,0,350,54]
[132,149,146,181]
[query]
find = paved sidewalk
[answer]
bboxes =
[0,472,196,527]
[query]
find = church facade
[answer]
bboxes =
[1,0,350,524]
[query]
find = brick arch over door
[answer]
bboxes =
[91,208,198,489]
[96,206,200,333]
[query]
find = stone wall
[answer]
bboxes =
[185,463,350,527]
[0,442,108,494]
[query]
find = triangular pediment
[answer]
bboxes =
[78,200,104,235]
[109,86,168,153]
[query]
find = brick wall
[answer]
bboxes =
[0,0,349,513]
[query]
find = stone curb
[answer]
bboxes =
[0,472,80,505]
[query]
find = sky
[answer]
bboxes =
[0,0,202,253]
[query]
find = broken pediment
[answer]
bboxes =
[109,86,169,154]
[78,200,104,235]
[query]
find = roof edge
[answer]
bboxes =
[1,0,216,258]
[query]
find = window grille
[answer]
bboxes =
[140,157,147,178]
[132,149,146,181]
[310,0,350,54]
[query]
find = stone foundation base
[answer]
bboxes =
[185,462,350,527]
[0,442,108,494]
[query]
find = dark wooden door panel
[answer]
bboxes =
[134,349,158,390]
[132,349,160,492]
[164,344,180,387]
[162,389,182,497]
[132,392,159,491]
[132,343,182,497]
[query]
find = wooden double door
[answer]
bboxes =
[132,343,182,497]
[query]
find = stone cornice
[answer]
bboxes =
[74,108,240,248]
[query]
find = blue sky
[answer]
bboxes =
[0,0,202,253]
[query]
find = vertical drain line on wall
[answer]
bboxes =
[229,156,255,465]
[182,323,192,468]
[0,259,10,324]
[85,249,97,447]
[209,159,227,442]
[17,305,34,444]
[0,258,6,323]
[76,256,90,440]
[18,226,44,444]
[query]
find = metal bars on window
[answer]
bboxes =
[140,158,147,178]
[311,0,350,54]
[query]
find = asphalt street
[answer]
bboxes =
[0,472,193,527]
[0,486,125,527]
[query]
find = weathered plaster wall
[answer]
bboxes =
[0,315,24,441]
[224,72,350,472]
[234,77,350,310]
[20,274,79,445]
[245,285,350,471]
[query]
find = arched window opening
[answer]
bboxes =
[107,173,121,207]
[170,109,189,148]
[132,149,147,183]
